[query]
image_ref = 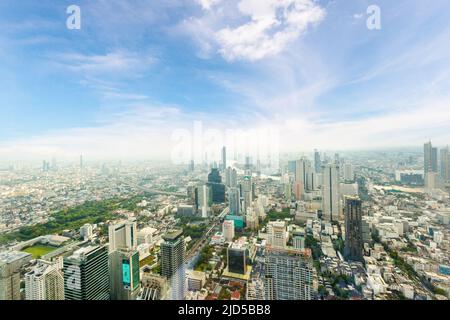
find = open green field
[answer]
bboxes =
[22,245,57,259]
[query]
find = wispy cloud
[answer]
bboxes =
[186,0,326,61]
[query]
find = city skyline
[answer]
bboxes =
[1,0,450,161]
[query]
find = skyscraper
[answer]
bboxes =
[424,141,439,189]
[343,163,354,182]
[161,229,185,300]
[264,247,313,300]
[242,175,253,213]
[63,245,110,300]
[25,259,65,300]
[197,184,211,218]
[221,146,227,171]
[424,141,438,173]
[222,220,235,242]
[440,146,449,183]
[0,251,32,300]
[110,249,140,300]
[225,167,238,188]
[227,242,247,275]
[267,221,287,249]
[228,187,240,216]
[344,197,364,262]
[108,218,138,253]
[295,158,315,196]
[288,160,297,174]
[322,163,340,222]
[314,150,321,173]
[207,168,226,203]
[295,158,307,191]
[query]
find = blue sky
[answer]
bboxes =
[1,0,450,161]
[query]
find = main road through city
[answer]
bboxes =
[186,207,229,261]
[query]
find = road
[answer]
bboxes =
[186,207,229,260]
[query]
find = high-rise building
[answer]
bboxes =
[292,231,306,250]
[108,218,138,253]
[246,207,259,231]
[160,229,185,300]
[440,146,449,183]
[295,158,307,192]
[25,259,64,300]
[197,185,211,218]
[314,150,321,173]
[246,278,265,300]
[207,168,226,203]
[322,163,340,222]
[137,227,157,245]
[344,197,364,262]
[80,224,93,241]
[228,187,240,216]
[288,161,297,174]
[227,242,247,275]
[63,245,110,300]
[242,175,253,213]
[0,251,32,300]
[221,146,227,171]
[225,167,238,188]
[245,156,252,170]
[424,141,439,190]
[223,220,235,242]
[138,273,169,300]
[424,141,438,173]
[267,221,287,249]
[284,182,292,200]
[264,247,313,300]
[343,163,355,182]
[110,249,140,300]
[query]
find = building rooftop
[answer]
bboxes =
[162,228,183,241]
[0,250,32,264]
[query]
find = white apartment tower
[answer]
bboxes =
[25,259,65,300]
[267,221,287,249]
[109,218,138,253]
[322,163,340,222]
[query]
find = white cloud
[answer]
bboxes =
[214,0,326,61]
[51,51,155,75]
[196,0,222,10]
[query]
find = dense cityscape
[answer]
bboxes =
[0,142,449,301]
[1,1,450,310]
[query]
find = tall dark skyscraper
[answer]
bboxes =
[63,245,110,300]
[208,168,222,183]
[344,197,364,262]
[207,168,225,203]
[161,229,185,300]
